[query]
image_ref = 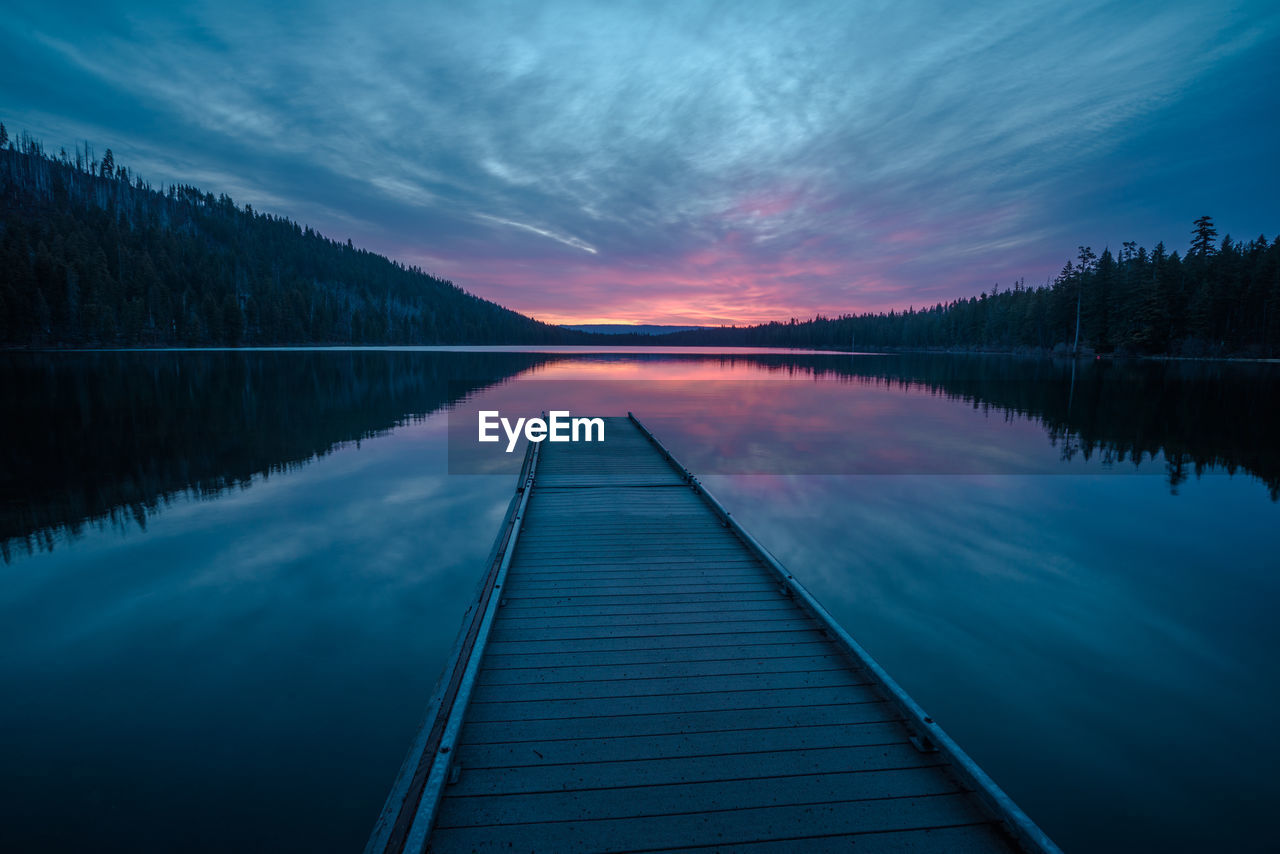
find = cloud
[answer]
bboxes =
[1,0,1277,323]
[475,213,598,254]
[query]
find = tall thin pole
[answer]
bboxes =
[1072,286,1082,356]
[1068,358,1076,412]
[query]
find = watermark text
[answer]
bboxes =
[478,410,605,452]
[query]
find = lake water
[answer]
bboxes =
[1,348,1276,852]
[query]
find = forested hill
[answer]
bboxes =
[660,221,1280,357]
[4,129,1277,355]
[0,134,584,347]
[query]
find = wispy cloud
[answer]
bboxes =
[1,0,1277,323]
[475,213,598,255]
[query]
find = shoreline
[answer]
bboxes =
[3,343,1279,364]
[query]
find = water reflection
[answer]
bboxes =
[451,377,1098,476]
[709,473,1278,853]
[4,350,1277,563]
[0,418,516,852]
[1,349,1277,853]
[0,349,559,561]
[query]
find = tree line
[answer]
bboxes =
[2,124,1276,355]
[0,126,586,347]
[659,218,1280,356]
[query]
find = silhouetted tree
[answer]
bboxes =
[1191,215,1218,257]
[1073,246,1097,354]
[650,221,1279,358]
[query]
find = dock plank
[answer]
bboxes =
[488,617,817,641]
[430,792,990,852]
[436,767,959,827]
[491,606,805,630]
[501,580,779,596]
[469,667,859,703]
[495,598,796,618]
[446,742,935,797]
[464,682,881,722]
[484,627,828,654]
[476,652,849,685]
[459,700,897,744]
[480,639,836,669]
[455,720,908,767]
[659,823,1015,853]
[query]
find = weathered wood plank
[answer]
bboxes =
[514,538,745,549]
[511,561,766,578]
[494,591,796,608]
[510,558,764,570]
[456,719,907,767]
[516,538,744,547]
[521,519,731,529]
[495,598,795,619]
[529,488,694,500]
[501,583,783,604]
[484,627,826,655]
[657,823,1015,853]
[437,767,959,828]
[502,578,774,596]
[520,523,729,534]
[470,667,860,703]
[502,569,772,585]
[514,540,747,551]
[516,538,744,551]
[464,683,880,722]
[489,617,818,643]
[458,700,897,744]
[519,534,738,546]
[429,792,988,852]
[481,639,835,669]
[476,652,850,685]
[512,551,755,564]
[493,606,802,630]
[501,583,782,600]
[447,742,935,797]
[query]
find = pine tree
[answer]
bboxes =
[1191,216,1217,257]
[1072,246,1096,353]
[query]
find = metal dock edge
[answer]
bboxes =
[365,438,541,854]
[626,412,1060,854]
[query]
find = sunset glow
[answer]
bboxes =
[5,1,1276,325]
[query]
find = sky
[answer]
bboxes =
[3,0,1279,326]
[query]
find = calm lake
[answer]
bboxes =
[1,348,1277,852]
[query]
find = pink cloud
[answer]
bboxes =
[389,194,1064,326]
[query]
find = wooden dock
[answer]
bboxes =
[367,415,1059,853]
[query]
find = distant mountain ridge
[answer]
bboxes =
[0,132,587,347]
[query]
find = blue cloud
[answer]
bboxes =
[2,0,1277,323]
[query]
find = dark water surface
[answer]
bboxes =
[1,348,1276,852]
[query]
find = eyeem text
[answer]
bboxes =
[478,410,605,453]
